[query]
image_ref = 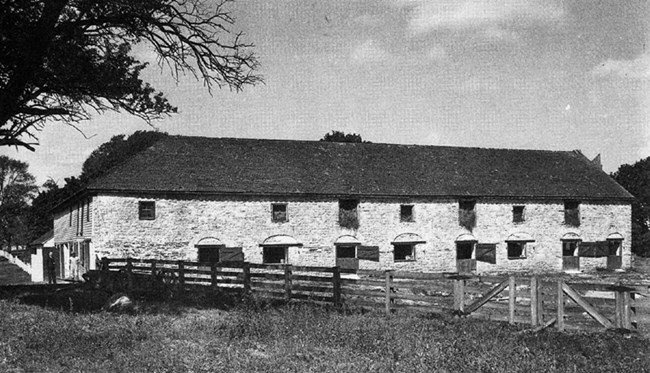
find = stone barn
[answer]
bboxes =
[52,136,633,277]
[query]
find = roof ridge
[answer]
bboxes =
[163,135,576,154]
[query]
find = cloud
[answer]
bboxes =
[591,52,650,80]
[394,0,564,35]
[350,40,391,64]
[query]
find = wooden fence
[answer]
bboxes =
[98,258,650,335]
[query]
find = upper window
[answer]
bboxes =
[400,205,414,222]
[512,205,525,223]
[139,201,156,220]
[564,200,580,227]
[272,203,287,222]
[86,198,91,222]
[393,244,416,262]
[459,200,476,230]
[339,199,359,229]
[507,242,527,259]
[69,206,73,227]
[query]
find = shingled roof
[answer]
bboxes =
[86,136,633,201]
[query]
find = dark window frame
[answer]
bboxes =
[86,198,91,222]
[512,205,525,223]
[400,204,414,222]
[336,245,357,259]
[458,199,476,230]
[271,203,288,223]
[562,240,580,257]
[262,246,288,264]
[139,201,156,220]
[507,241,528,259]
[564,200,580,227]
[393,244,416,262]
[456,241,475,260]
[339,199,359,229]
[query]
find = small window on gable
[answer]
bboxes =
[393,244,416,262]
[272,203,287,222]
[139,201,156,220]
[513,205,525,223]
[400,205,414,222]
[339,199,359,229]
[564,200,580,227]
[459,200,476,230]
[507,242,527,259]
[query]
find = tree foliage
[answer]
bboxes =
[81,130,168,182]
[0,156,37,249]
[321,131,368,143]
[0,0,260,150]
[611,157,650,256]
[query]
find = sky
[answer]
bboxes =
[3,0,650,186]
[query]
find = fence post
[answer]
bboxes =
[615,290,623,328]
[385,270,393,317]
[623,291,632,329]
[151,259,157,284]
[332,266,341,308]
[557,279,564,331]
[211,262,218,291]
[177,260,185,296]
[285,264,293,301]
[509,276,516,324]
[243,262,251,293]
[126,257,133,291]
[101,257,109,272]
[530,276,539,327]
[454,277,465,314]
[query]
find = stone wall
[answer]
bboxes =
[89,194,631,274]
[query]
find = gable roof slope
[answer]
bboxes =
[86,136,633,201]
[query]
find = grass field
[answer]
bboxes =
[0,289,649,373]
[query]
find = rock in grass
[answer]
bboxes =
[104,293,134,312]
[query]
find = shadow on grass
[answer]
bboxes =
[0,285,251,315]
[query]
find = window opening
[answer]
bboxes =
[512,205,525,223]
[263,246,287,264]
[272,203,287,222]
[400,205,414,222]
[393,244,415,261]
[564,201,580,227]
[139,201,156,220]
[459,200,476,230]
[339,199,359,229]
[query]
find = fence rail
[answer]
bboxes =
[98,257,650,336]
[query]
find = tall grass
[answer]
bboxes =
[0,298,648,372]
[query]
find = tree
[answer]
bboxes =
[81,130,168,182]
[320,131,368,143]
[0,156,37,250]
[0,0,260,150]
[611,157,650,256]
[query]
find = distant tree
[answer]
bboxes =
[0,0,260,151]
[25,179,62,242]
[611,157,650,256]
[321,131,368,143]
[0,156,37,250]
